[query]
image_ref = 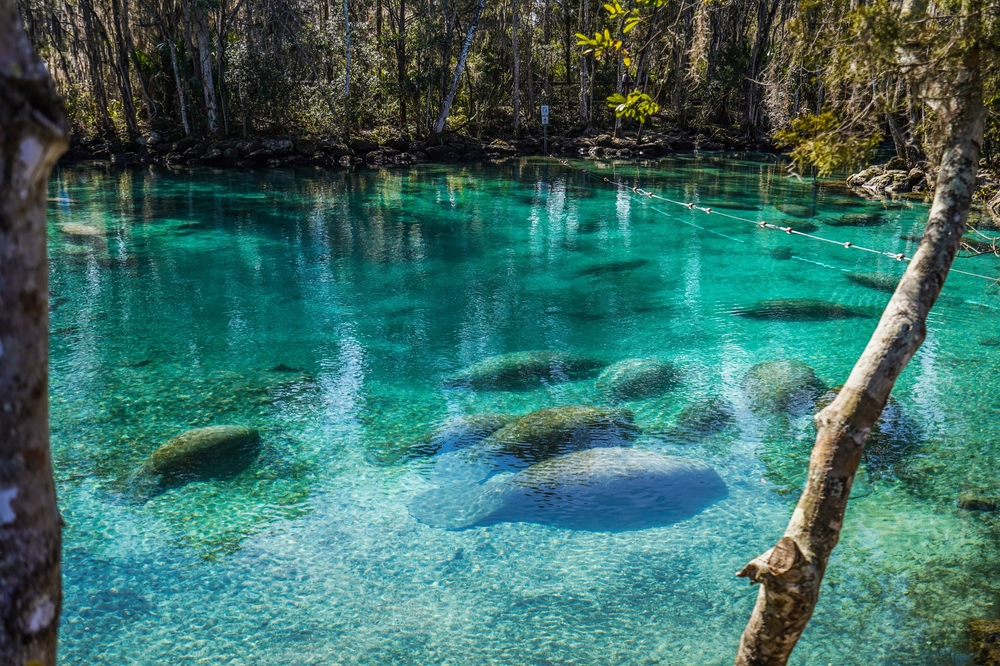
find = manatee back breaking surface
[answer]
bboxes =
[596,358,680,402]
[444,351,607,391]
[478,405,639,464]
[411,448,728,531]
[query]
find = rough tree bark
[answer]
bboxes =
[188,0,218,133]
[432,0,485,134]
[395,0,406,129]
[0,0,68,664]
[733,3,985,664]
[743,0,780,136]
[344,0,351,102]
[512,0,520,129]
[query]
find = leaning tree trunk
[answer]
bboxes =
[733,4,985,664]
[0,1,68,665]
[432,0,485,134]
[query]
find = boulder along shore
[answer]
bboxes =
[847,155,1000,222]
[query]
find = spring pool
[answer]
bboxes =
[49,155,1000,664]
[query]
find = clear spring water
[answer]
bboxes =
[48,155,1000,664]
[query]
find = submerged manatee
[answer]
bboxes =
[142,425,262,481]
[845,272,900,293]
[410,447,727,531]
[671,396,736,437]
[742,360,825,415]
[825,212,887,227]
[775,203,816,218]
[815,386,919,476]
[732,298,872,321]
[445,351,607,391]
[408,413,517,457]
[577,259,649,277]
[770,246,794,261]
[478,405,639,464]
[596,358,680,402]
[760,386,919,494]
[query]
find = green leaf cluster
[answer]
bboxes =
[773,112,881,176]
[607,91,660,123]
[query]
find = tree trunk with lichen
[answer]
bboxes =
[0,1,67,664]
[733,3,985,664]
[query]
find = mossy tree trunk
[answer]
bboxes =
[733,2,986,664]
[0,0,68,664]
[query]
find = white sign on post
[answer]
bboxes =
[541,105,549,125]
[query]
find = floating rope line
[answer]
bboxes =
[549,156,998,284]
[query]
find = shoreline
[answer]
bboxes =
[58,128,775,170]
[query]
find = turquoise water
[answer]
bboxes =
[48,156,1000,664]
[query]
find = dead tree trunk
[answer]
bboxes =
[733,4,985,664]
[0,1,68,664]
[433,0,485,134]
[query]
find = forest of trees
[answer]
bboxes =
[13,0,1000,170]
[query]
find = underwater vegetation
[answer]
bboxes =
[444,351,607,391]
[410,447,727,531]
[732,298,873,321]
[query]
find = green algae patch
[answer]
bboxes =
[445,351,607,391]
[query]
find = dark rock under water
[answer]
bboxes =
[410,447,728,531]
[444,351,607,391]
[732,298,873,321]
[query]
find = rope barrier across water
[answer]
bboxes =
[549,156,999,284]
